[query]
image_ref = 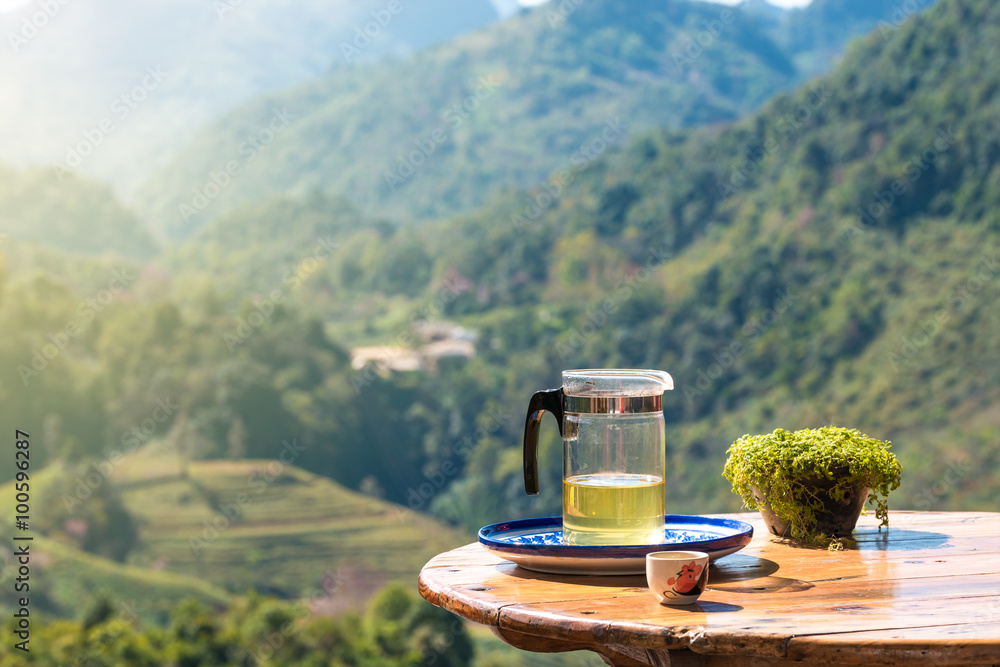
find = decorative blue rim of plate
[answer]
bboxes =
[478,515,753,560]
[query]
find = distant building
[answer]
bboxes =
[350,321,477,374]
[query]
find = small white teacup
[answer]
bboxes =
[646,551,709,606]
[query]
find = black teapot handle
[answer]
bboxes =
[523,388,564,496]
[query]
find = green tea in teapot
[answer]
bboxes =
[523,369,673,546]
[562,472,665,545]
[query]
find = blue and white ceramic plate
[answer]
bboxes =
[478,515,753,575]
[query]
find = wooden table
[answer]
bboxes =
[419,511,1000,666]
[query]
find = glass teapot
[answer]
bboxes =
[522,369,673,546]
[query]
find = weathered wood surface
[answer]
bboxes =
[419,511,1000,666]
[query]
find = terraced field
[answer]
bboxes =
[1,444,470,624]
[0,463,229,623]
[113,445,471,597]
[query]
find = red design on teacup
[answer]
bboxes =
[666,561,704,594]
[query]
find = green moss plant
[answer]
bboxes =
[723,426,902,546]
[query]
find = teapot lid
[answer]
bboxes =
[562,369,673,397]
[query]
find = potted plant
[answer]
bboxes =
[723,426,902,546]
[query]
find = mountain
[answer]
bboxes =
[0,164,158,259]
[741,0,789,28]
[163,192,372,302]
[135,0,802,239]
[775,0,939,77]
[137,0,946,241]
[0,0,498,196]
[260,0,995,529]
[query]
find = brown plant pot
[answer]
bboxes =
[751,480,870,539]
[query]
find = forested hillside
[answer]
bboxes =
[0,165,158,259]
[774,0,936,76]
[137,0,804,237]
[137,0,939,240]
[423,0,1000,526]
[161,0,999,530]
[6,0,993,535]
